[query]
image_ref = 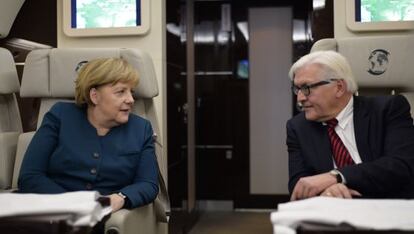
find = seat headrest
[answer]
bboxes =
[0,48,20,94]
[0,0,25,39]
[311,35,414,91]
[20,48,158,98]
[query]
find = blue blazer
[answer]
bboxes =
[287,95,414,198]
[18,102,159,208]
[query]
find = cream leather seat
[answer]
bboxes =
[0,47,22,190]
[311,35,414,117]
[14,48,169,234]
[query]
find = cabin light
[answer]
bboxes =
[166,23,181,37]
[293,19,310,42]
[313,0,326,11]
[236,22,249,42]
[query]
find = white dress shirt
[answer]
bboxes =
[325,96,362,168]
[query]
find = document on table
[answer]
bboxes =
[271,197,414,234]
[0,191,112,226]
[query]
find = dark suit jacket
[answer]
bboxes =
[286,95,414,198]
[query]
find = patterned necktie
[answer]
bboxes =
[326,118,354,168]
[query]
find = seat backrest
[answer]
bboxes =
[0,47,22,189]
[15,48,168,211]
[311,35,414,117]
[20,48,159,126]
[0,48,22,133]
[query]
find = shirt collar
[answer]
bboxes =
[335,96,353,129]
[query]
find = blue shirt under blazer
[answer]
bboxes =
[18,102,159,208]
[287,95,414,198]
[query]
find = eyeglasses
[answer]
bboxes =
[291,79,337,96]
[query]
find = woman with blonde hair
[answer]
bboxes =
[19,58,159,213]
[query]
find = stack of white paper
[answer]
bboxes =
[271,197,414,234]
[0,191,112,226]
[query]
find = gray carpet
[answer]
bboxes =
[188,211,273,234]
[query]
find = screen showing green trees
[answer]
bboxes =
[361,0,414,22]
[75,0,139,28]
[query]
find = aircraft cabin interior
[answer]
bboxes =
[1,0,414,234]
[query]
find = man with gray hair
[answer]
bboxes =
[287,50,414,200]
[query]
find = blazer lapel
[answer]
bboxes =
[353,96,371,161]
[309,121,335,171]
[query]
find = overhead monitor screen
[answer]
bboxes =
[63,0,149,37]
[346,0,414,31]
[356,0,414,22]
[71,0,141,29]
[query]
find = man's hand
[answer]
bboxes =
[320,183,361,199]
[291,173,337,201]
[108,193,125,213]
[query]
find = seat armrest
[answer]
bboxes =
[105,203,168,234]
[11,131,35,189]
[0,132,20,190]
[0,188,17,193]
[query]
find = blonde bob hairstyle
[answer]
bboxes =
[75,58,139,106]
